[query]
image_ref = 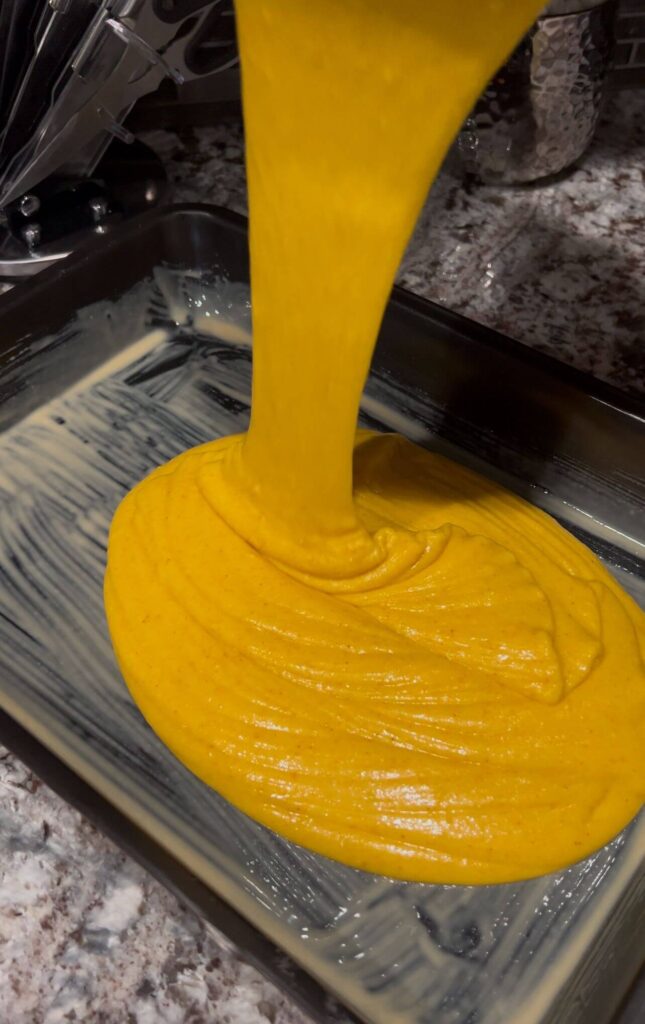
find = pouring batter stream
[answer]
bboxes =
[105,0,645,884]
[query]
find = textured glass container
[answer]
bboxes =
[458,0,616,183]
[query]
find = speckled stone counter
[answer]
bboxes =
[0,91,643,1023]
[148,89,645,393]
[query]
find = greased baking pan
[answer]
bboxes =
[0,205,642,1024]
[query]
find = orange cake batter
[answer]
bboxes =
[105,0,644,884]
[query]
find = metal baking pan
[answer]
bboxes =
[0,204,642,1024]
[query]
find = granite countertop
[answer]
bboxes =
[1,91,644,1023]
[147,89,645,393]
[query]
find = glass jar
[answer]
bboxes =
[457,0,616,183]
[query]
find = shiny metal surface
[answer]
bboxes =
[458,0,616,183]
[0,138,165,277]
[0,1,236,209]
